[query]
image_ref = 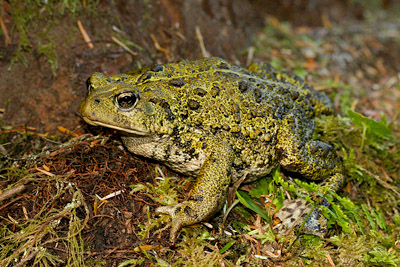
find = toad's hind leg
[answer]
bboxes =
[277,128,345,236]
[278,139,345,192]
[156,138,234,243]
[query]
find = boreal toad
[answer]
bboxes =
[79,57,344,243]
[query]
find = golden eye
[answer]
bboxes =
[115,91,139,111]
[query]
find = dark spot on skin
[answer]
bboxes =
[176,139,191,149]
[218,62,230,69]
[254,88,262,102]
[193,88,207,96]
[137,72,153,83]
[210,127,220,134]
[251,109,258,118]
[257,162,266,168]
[201,142,207,149]
[227,72,239,79]
[180,110,188,119]
[277,86,289,95]
[234,113,241,124]
[175,207,181,214]
[94,99,100,104]
[185,140,192,148]
[149,97,160,104]
[216,71,228,77]
[116,75,128,82]
[189,195,204,202]
[290,90,299,100]
[257,83,266,90]
[188,99,200,110]
[281,207,293,214]
[152,65,164,72]
[238,81,248,92]
[184,206,198,219]
[169,78,185,87]
[171,127,180,137]
[160,100,176,121]
[284,102,293,110]
[165,144,172,157]
[173,136,182,146]
[188,147,196,156]
[290,218,296,223]
[210,84,220,97]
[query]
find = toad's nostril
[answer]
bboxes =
[94,99,100,104]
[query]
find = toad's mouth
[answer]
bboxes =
[82,117,149,136]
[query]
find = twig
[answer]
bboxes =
[195,26,210,57]
[35,167,55,177]
[0,15,10,46]
[0,196,23,211]
[326,252,336,266]
[149,33,170,59]
[111,35,137,56]
[364,168,400,198]
[77,20,94,48]
[228,171,248,206]
[0,184,25,202]
[246,46,254,66]
[14,248,39,267]
[99,189,125,201]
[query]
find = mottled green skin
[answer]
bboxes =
[80,57,344,242]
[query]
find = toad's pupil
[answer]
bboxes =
[118,93,136,108]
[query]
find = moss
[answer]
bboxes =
[6,0,98,75]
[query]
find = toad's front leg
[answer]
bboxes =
[156,139,233,243]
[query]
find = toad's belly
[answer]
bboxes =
[122,135,278,183]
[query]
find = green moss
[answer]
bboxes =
[6,0,98,75]
[0,178,89,266]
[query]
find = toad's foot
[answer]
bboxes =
[276,198,329,240]
[156,200,212,243]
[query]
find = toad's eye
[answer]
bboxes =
[115,91,139,111]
